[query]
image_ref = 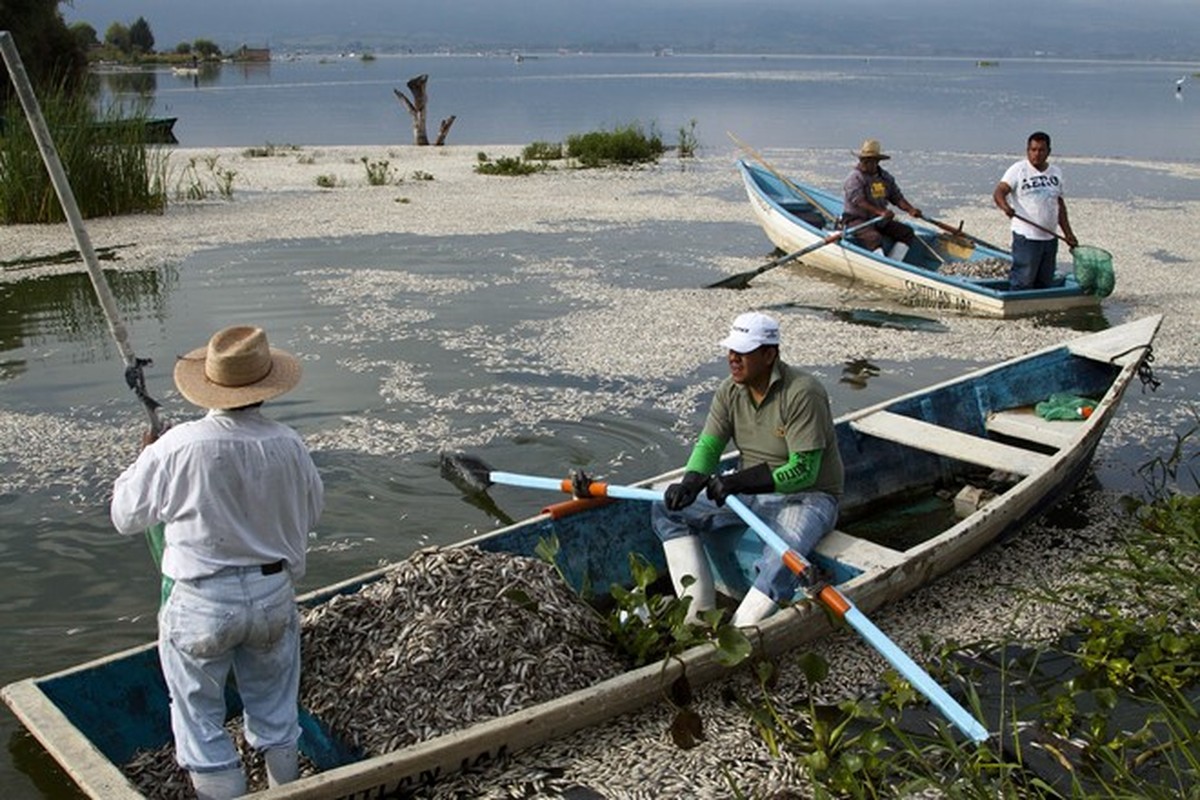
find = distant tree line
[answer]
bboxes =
[2,0,225,106]
[0,0,88,104]
[71,16,223,63]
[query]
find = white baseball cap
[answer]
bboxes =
[719,312,780,353]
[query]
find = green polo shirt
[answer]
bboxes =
[697,358,843,497]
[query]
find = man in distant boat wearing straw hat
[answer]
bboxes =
[842,138,923,264]
[111,325,324,799]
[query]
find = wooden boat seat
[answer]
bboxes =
[850,410,1050,476]
[812,529,905,571]
[985,406,1078,450]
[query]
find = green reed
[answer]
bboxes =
[1,86,167,223]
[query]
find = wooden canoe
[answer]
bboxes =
[2,316,1161,799]
[738,159,1102,318]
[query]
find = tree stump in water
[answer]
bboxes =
[393,74,457,145]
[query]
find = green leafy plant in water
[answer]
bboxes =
[533,535,751,750]
[724,649,899,799]
[1131,405,1199,502]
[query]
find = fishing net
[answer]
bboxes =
[1035,392,1097,421]
[1072,245,1115,297]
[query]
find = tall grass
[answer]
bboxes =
[0,86,167,224]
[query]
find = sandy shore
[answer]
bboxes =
[4,145,1199,797]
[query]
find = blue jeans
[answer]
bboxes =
[158,567,300,772]
[652,491,839,603]
[1009,233,1059,289]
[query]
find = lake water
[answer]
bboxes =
[3,53,1198,798]
[95,53,1200,163]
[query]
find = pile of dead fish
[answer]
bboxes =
[937,257,1011,279]
[300,545,624,755]
[122,546,624,797]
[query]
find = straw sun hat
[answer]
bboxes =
[174,325,301,409]
[855,138,890,160]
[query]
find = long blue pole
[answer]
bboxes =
[489,469,989,743]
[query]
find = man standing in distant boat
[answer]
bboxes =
[651,312,843,627]
[993,131,1078,289]
[842,138,923,264]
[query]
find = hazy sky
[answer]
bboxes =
[60,1,1200,60]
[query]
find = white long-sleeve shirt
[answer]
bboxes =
[111,408,324,581]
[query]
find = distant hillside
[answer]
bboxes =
[62,0,1200,62]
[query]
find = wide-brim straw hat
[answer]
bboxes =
[854,138,890,160]
[174,325,301,409]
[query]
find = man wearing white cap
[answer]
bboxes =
[111,325,324,799]
[651,312,843,626]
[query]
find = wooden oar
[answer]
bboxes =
[922,216,1007,253]
[708,214,885,290]
[727,131,838,225]
[440,453,990,743]
[2,32,169,599]
[1011,212,1076,249]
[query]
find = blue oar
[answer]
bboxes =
[444,457,989,743]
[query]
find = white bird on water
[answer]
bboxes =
[1177,75,1188,93]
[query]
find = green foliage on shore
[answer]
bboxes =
[474,152,547,176]
[728,422,1200,798]
[0,89,167,223]
[566,123,664,167]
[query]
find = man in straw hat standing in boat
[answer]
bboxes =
[993,130,1078,289]
[651,312,843,627]
[843,138,924,264]
[111,325,324,799]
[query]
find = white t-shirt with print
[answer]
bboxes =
[1001,159,1064,241]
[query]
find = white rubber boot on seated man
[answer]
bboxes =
[662,536,715,625]
[887,241,909,263]
[731,586,777,627]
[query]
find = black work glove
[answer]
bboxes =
[663,471,708,511]
[705,463,775,507]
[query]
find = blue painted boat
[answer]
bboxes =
[737,159,1103,318]
[2,316,1161,798]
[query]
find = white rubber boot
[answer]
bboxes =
[265,746,300,787]
[190,766,247,800]
[731,587,777,627]
[887,242,910,263]
[662,536,715,624]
